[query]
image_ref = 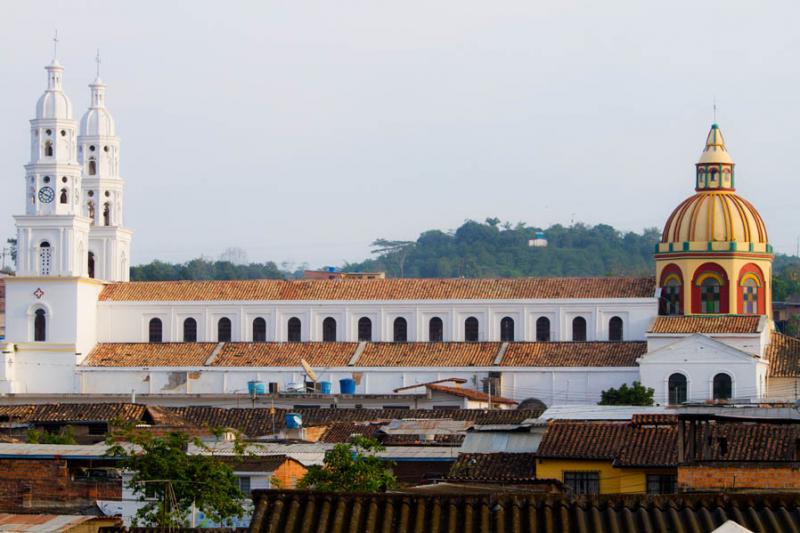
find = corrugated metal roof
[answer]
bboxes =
[540,405,674,420]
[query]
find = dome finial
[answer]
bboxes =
[52,29,59,61]
[697,122,733,165]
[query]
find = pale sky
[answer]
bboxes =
[1,1,798,268]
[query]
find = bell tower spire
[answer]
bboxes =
[695,123,735,191]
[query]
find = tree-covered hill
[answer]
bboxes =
[344,219,661,278]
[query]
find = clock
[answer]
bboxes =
[38,186,55,204]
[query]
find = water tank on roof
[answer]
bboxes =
[247,381,266,395]
[325,266,337,273]
[339,378,357,395]
[285,413,303,429]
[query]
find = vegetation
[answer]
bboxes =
[106,430,246,528]
[26,425,77,444]
[130,257,285,282]
[298,436,396,492]
[598,382,655,406]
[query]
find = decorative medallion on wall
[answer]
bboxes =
[33,288,44,299]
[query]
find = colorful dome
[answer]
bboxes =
[661,191,768,244]
[660,123,768,246]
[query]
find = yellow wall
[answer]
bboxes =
[536,459,650,494]
[655,254,773,318]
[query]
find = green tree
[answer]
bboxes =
[370,239,416,278]
[598,381,655,406]
[298,436,396,492]
[26,425,77,444]
[106,430,246,527]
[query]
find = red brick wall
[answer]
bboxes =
[0,459,120,511]
[679,465,800,491]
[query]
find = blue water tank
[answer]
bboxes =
[326,266,337,273]
[285,413,303,429]
[247,381,266,395]
[339,378,357,395]
[319,381,332,394]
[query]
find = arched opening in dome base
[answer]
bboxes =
[659,263,684,315]
[737,263,766,315]
[691,263,729,314]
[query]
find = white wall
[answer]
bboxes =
[97,299,657,343]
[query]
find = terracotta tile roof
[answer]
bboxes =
[99,277,656,302]
[171,407,545,438]
[630,413,678,425]
[357,342,500,367]
[501,342,646,367]
[0,403,146,423]
[648,315,762,334]
[317,422,384,444]
[83,342,216,367]
[426,384,517,405]
[447,453,538,483]
[614,425,677,467]
[250,491,800,533]
[215,342,358,367]
[767,332,800,378]
[694,421,800,462]
[536,421,630,460]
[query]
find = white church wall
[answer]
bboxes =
[647,334,766,357]
[501,368,639,405]
[96,300,657,343]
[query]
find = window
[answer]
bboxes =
[34,309,46,342]
[646,474,676,495]
[429,317,443,342]
[253,317,266,342]
[713,373,732,400]
[536,317,550,342]
[218,317,232,342]
[288,317,301,342]
[148,318,163,343]
[87,252,95,279]
[357,317,372,342]
[393,317,407,342]
[742,278,759,314]
[500,317,514,342]
[465,317,479,342]
[183,318,197,342]
[237,476,251,495]
[39,242,52,275]
[44,141,53,157]
[700,277,721,313]
[88,158,96,175]
[103,203,111,226]
[572,317,587,341]
[322,317,337,342]
[663,279,682,315]
[668,373,687,404]
[59,188,67,204]
[609,316,623,341]
[563,472,599,496]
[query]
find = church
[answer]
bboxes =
[1,58,798,405]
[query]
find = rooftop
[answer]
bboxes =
[648,315,764,334]
[447,453,539,483]
[98,276,656,302]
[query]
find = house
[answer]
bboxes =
[0,514,120,532]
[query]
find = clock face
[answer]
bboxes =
[38,186,55,204]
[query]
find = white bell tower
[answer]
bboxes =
[77,52,132,282]
[14,56,90,277]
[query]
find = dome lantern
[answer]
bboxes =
[695,123,734,191]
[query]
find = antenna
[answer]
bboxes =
[52,30,59,59]
[95,49,101,77]
[713,96,717,123]
[300,358,319,383]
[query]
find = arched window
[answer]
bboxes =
[536,317,551,342]
[393,317,407,343]
[288,317,301,342]
[713,373,732,400]
[668,373,687,404]
[34,309,46,342]
[357,317,372,342]
[88,158,96,175]
[465,317,479,342]
[217,317,232,342]
[741,278,759,314]
[44,141,53,157]
[183,318,197,342]
[700,277,721,313]
[253,317,266,342]
[500,317,514,342]
[87,252,95,279]
[660,264,683,316]
[322,317,337,342]
[103,203,111,226]
[692,264,729,314]
[572,317,587,342]
[429,317,443,342]
[59,188,67,204]
[609,316,623,341]
[148,318,163,343]
[39,242,52,276]
[738,265,764,315]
